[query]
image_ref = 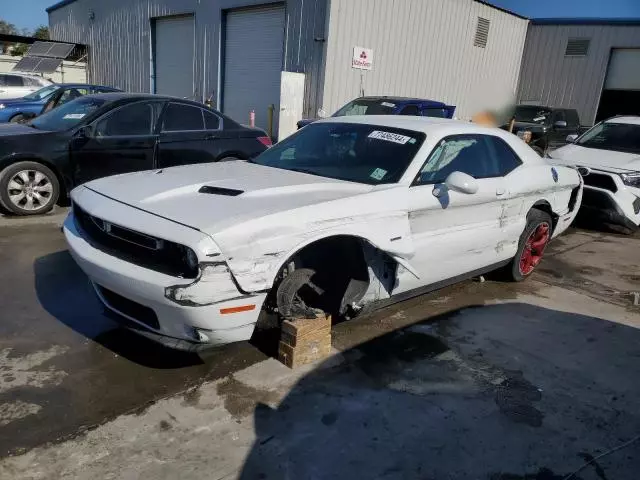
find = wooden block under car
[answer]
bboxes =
[278,314,332,368]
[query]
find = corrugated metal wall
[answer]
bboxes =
[321,0,529,120]
[48,0,328,117]
[518,24,640,126]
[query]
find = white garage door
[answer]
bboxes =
[154,15,195,98]
[223,6,285,134]
[605,49,640,91]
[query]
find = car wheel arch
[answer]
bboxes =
[262,234,400,317]
[530,200,558,232]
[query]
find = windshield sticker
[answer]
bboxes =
[370,168,387,181]
[63,113,86,120]
[368,130,412,145]
[381,102,396,108]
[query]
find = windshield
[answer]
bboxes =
[577,122,640,154]
[23,85,58,101]
[30,96,107,131]
[334,99,397,117]
[514,106,552,124]
[251,123,425,185]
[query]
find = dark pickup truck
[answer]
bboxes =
[502,105,588,155]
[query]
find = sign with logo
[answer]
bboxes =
[352,46,373,70]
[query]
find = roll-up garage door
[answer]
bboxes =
[223,5,285,135]
[596,49,640,121]
[154,15,195,98]
[605,49,640,90]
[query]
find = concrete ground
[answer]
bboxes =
[0,209,639,479]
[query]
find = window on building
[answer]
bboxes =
[565,38,590,56]
[162,103,205,131]
[474,17,490,48]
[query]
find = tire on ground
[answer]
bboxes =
[0,161,60,216]
[506,208,553,282]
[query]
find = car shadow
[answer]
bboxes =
[33,250,204,368]
[239,303,640,479]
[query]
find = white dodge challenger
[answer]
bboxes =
[64,116,583,351]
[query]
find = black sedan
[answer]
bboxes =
[0,93,272,215]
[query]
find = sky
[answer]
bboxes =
[2,0,640,32]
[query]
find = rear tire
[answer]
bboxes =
[506,209,553,282]
[0,162,60,216]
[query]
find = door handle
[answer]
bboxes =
[496,187,506,196]
[205,134,217,140]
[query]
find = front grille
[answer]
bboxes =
[74,204,198,279]
[582,172,618,192]
[97,285,160,330]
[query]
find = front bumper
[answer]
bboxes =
[64,212,266,351]
[579,187,640,232]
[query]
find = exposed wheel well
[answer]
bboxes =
[530,201,557,231]
[270,235,372,317]
[0,158,68,205]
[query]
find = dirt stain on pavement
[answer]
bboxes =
[217,377,280,418]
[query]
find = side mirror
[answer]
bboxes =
[444,171,479,195]
[566,134,578,143]
[554,120,567,129]
[76,125,93,138]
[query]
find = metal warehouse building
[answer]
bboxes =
[518,19,640,126]
[47,0,528,138]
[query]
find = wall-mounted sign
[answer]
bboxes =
[352,46,373,70]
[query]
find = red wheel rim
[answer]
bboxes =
[519,222,550,276]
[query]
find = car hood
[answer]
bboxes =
[83,161,374,235]
[0,98,41,108]
[550,143,640,173]
[0,122,43,137]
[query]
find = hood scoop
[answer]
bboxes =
[198,185,244,196]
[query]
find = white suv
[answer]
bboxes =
[0,73,53,100]
[549,116,640,233]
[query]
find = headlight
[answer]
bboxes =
[621,172,640,188]
[0,104,5,109]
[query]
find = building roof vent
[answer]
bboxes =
[565,38,590,56]
[474,17,490,48]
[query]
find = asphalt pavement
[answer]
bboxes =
[0,211,638,479]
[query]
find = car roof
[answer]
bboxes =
[1,72,46,79]
[55,83,120,89]
[79,92,205,105]
[357,96,449,107]
[318,115,514,138]
[605,116,640,125]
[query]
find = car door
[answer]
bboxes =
[156,102,224,168]
[70,100,162,185]
[402,134,510,292]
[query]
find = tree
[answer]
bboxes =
[0,19,18,54]
[33,25,49,40]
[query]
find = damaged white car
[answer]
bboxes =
[64,116,583,351]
